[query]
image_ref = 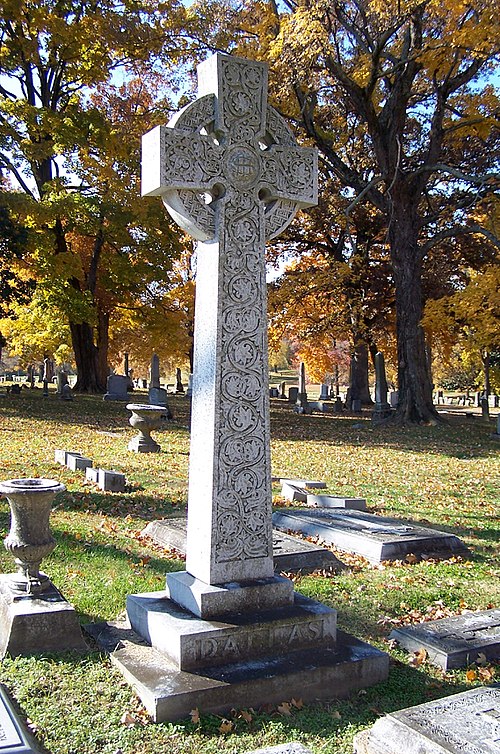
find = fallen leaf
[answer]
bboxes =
[466,669,477,682]
[190,708,200,724]
[331,710,341,719]
[120,712,137,726]
[409,648,427,667]
[218,719,233,733]
[291,698,303,709]
[239,709,253,723]
[277,702,292,716]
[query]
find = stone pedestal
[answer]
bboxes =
[127,403,164,453]
[0,579,86,657]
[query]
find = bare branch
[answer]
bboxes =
[421,224,500,255]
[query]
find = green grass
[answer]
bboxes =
[0,388,498,753]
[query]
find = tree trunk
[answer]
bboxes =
[389,207,440,424]
[347,340,373,406]
[70,321,106,393]
[96,309,110,389]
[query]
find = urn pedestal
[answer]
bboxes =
[127,403,165,453]
[0,478,86,657]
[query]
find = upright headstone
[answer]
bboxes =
[42,356,53,398]
[279,381,287,399]
[148,353,169,406]
[319,383,330,400]
[185,373,193,398]
[56,369,68,396]
[175,367,184,393]
[103,374,129,401]
[492,414,500,441]
[93,52,387,722]
[372,351,392,423]
[295,362,311,414]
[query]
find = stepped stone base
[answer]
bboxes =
[86,615,389,722]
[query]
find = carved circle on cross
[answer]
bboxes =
[162,94,299,242]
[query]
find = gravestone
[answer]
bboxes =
[295,362,311,414]
[372,352,392,423]
[90,52,387,721]
[288,386,299,402]
[148,353,169,406]
[280,481,365,509]
[279,381,287,399]
[143,517,344,574]
[60,383,73,401]
[492,414,500,441]
[272,509,469,564]
[319,383,330,400]
[353,685,500,754]
[0,684,42,753]
[103,374,129,401]
[85,467,126,492]
[42,356,53,398]
[175,367,184,393]
[389,608,500,670]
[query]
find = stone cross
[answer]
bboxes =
[142,53,317,613]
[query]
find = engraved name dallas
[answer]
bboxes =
[191,618,334,663]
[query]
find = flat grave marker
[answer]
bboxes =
[143,517,344,573]
[354,685,500,754]
[390,608,500,670]
[272,508,469,563]
[0,684,41,753]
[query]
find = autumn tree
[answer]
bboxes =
[199,0,500,422]
[0,0,189,391]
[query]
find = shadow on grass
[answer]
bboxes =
[269,401,499,459]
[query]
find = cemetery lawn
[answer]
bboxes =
[0,389,498,754]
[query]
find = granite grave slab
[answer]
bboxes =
[272,509,469,563]
[353,685,500,754]
[142,518,344,573]
[390,608,500,670]
[245,744,312,754]
[0,684,41,753]
[281,481,366,510]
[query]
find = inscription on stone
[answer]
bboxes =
[354,686,500,754]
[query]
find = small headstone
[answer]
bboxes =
[269,387,279,398]
[272,509,469,564]
[60,383,73,401]
[279,381,287,399]
[66,453,92,472]
[185,373,193,397]
[334,396,344,412]
[288,387,299,403]
[85,467,125,492]
[103,374,129,401]
[389,608,500,670]
[56,370,68,395]
[0,683,42,753]
[351,398,362,412]
[54,449,67,465]
[353,685,500,754]
[319,383,330,400]
[389,390,398,407]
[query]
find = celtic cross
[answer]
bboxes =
[142,53,317,614]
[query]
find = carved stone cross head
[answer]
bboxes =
[141,53,317,244]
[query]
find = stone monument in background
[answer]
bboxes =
[92,52,388,721]
[148,353,169,407]
[372,351,392,423]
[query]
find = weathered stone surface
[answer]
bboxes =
[87,620,389,723]
[306,493,367,510]
[272,509,469,564]
[390,608,500,670]
[0,578,87,657]
[66,453,92,471]
[127,591,336,670]
[0,684,42,753]
[164,572,295,620]
[103,374,129,401]
[353,685,500,754]
[142,518,344,574]
[85,468,125,492]
[274,478,327,490]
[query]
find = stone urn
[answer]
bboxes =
[127,403,165,452]
[0,477,65,595]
